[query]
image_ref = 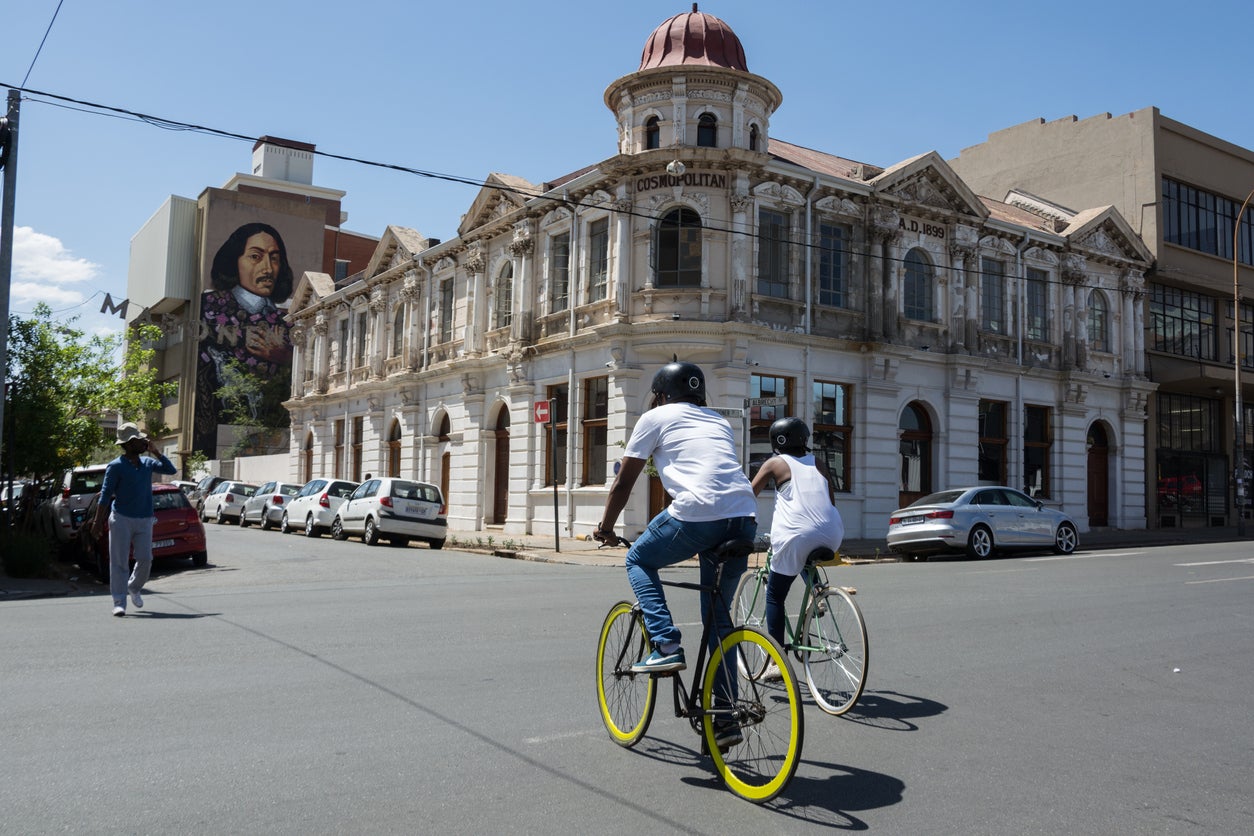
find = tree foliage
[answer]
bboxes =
[3,304,176,489]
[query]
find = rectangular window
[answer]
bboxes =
[1150,284,1217,361]
[1162,176,1254,265]
[551,232,570,312]
[1023,405,1051,498]
[816,222,847,307]
[757,209,791,298]
[582,377,609,485]
[334,419,344,479]
[354,312,368,367]
[1225,300,1254,369]
[337,320,349,372]
[1026,268,1049,341]
[545,384,569,486]
[812,380,852,493]
[749,374,793,481]
[351,416,363,483]
[1156,393,1220,452]
[439,278,453,343]
[588,219,609,303]
[334,259,350,282]
[391,308,404,357]
[978,400,1007,484]
[981,258,1005,333]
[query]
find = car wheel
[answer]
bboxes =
[1053,522,1078,555]
[192,551,208,567]
[427,539,445,551]
[331,517,347,541]
[216,506,227,525]
[280,511,291,533]
[966,525,994,559]
[239,512,249,529]
[304,515,320,538]
[260,511,273,531]
[363,518,380,546]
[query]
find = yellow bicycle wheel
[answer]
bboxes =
[702,626,804,803]
[596,601,657,747]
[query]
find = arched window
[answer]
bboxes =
[495,262,513,329]
[645,116,660,150]
[899,402,933,507]
[391,306,404,357]
[387,419,402,477]
[697,113,717,148]
[655,208,702,287]
[903,248,934,321]
[1089,290,1110,352]
[749,124,759,152]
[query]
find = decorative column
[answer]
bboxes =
[950,227,978,352]
[870,206,900,341]
[730,191,753,319]
[368,287,386,379]
[313,312,329,394]
[289,323,306,398]
[508,221,534,342]
[612,196,633,318]
[400,270,420,371]
[1062,254,1086,370]
[464,244,486,355]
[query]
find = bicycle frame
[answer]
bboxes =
[748,551,832,653]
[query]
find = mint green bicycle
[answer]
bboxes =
[732,544,868,716]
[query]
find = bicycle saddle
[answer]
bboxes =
[711,538,755,563]
[805,546,836,565]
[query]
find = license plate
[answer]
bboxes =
[899,516,923,526]
[153,539,175,549]
[398,500,437,520]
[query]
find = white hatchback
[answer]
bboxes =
[331,477,447,549]
[281,478,359,538]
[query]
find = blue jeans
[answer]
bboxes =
[625,510,757,655]
[765,570,798,648]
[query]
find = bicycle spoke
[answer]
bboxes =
[802,588,868,716]
[596,602,656,747]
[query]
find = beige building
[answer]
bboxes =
[951,108,1254,527]
[284,8,1154,542]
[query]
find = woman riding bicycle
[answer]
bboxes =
[593,362,757,704]
[749,417,845,663]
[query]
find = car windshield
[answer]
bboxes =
[390,481,441,503]
[910,490,966,507]
[153,490,191,512]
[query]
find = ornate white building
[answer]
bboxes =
[284,7,1154,541]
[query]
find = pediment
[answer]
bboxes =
[868,151,988,220]
[289,271,336,315]
[457,172,538,237]
[1062,207,1152,264]
[365,225,427,279]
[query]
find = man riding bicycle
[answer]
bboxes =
[593,361,758,741]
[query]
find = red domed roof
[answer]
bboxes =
[639,5,748,72]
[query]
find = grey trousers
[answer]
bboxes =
[108,511,154,607]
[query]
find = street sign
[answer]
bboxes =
[710,407,744,419]
[745,396,788,407]
[534,400,550,424]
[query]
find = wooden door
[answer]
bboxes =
[1087,424,1109,526]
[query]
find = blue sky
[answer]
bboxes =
[5,0,1253,337]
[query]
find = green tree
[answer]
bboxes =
[215,358,291,458]
[3,305,176,509]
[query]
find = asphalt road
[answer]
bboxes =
[3,526,1252,834]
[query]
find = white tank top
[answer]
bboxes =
[769,453,845,576]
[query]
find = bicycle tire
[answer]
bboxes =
[801,586,868,716]
[702,626,804,803]
[595,601,656,747]
[731,569,770,679]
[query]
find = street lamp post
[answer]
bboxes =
[1233,188,1254,537]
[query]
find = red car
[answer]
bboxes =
[77,484,208,580]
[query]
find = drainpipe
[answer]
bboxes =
[1015,232,1031,494]
[804,176,820,334]
[567,192,579,339]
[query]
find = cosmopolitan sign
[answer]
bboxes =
[635,171,728,192]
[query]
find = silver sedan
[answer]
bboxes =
[887,486,1079,559]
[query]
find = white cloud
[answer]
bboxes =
[10,226,101,310]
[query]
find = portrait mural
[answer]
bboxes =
[193,193,324,457]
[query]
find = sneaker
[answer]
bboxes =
[130,591,143,609]
[713,722,743,751]
[112,606,125,617]
[761,662,783,682]
[631,648,686,673]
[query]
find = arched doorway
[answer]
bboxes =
[899,402,933,509]
[436,413,451,503]
[387,419,402,478]
[1087,422,1111,526]
[491,408,510,525]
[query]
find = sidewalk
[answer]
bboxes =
[4,525,1250,600]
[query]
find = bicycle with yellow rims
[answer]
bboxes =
[595,536,804,803]
[733,543,869,716]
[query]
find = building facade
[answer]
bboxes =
[951,108,1254,527]
[284,8,1154,541]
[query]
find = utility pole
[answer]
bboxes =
[0,89,21,477]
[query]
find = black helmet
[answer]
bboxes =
[651,361,706,405]
[770,417,810,454]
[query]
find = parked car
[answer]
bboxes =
[38,465,108,547]
[77,484,208,579]
[170,480,199,497]
[331,477,447,549]
[199,480,258,524]
[239,481,303,530]
[280,478,359,537]
[1,480,34,515]
[187,474,227,515]
[887,486,1079,559]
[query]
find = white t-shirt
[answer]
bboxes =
[769,453,845,576]
[623,401,757,522]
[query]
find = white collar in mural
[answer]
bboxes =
[231,285,277,315]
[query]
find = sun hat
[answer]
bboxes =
[116,422,149,445]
